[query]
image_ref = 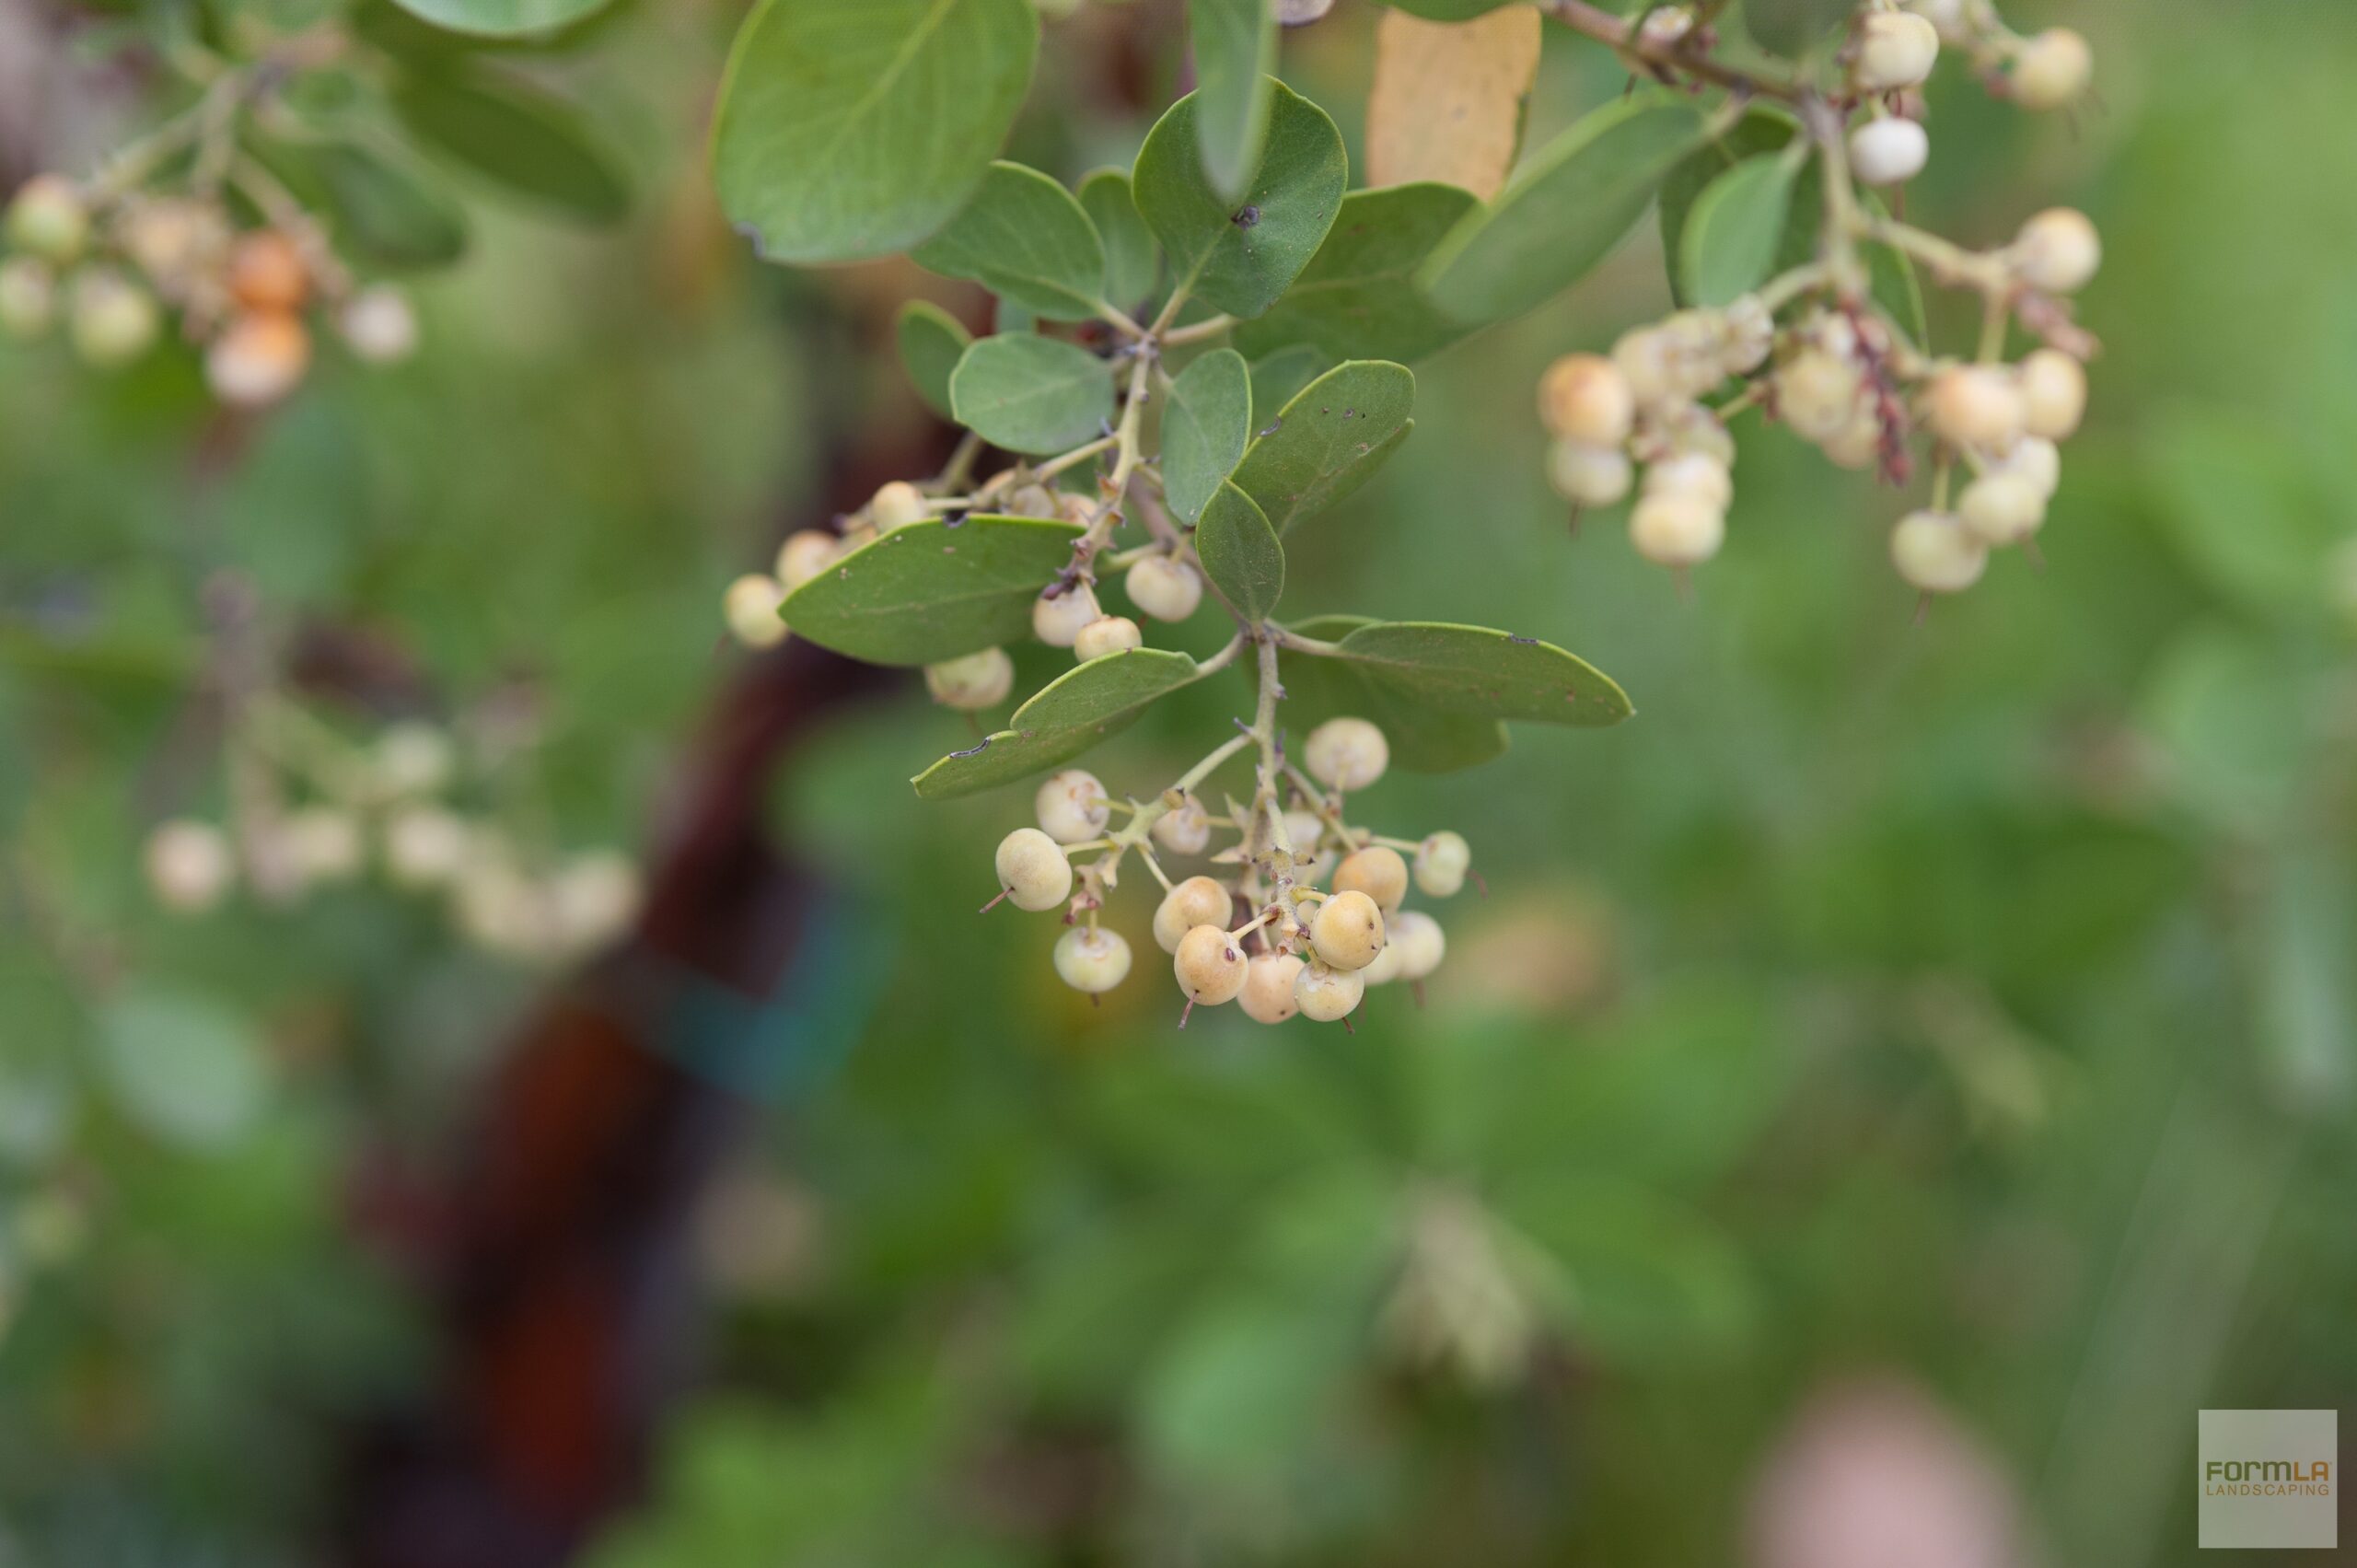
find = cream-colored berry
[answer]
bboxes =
[1957,471,2048,547]
[1822,406,1885,470]
[1611,327,1680,408]
[2011,27,2092,110]
[6,175,87,262]
[1294,959,1364,1023]
[1004,482,1060,518]
[383,806,470,889]
[2012,208,2101,295]
[1852,10,1940,92]
[1309,889,1386,971]
[1537,354,1635,447]
[775,529,842,591]
[994,828,1073,911]
[1849,118,1929,187]
[1031,583,1101,647]
[206,311,310,407]
[1778,350,1864,443]
[723,574,789,647]
[284,806,365,884]
[1152,795,1212,856]
[1387,910,1446,982]
[68,269,159,367]
[1239,951,1305,1023]
[1055,926,1132,993]
[1125,554,1203,621]
[1988,435,2061,498]
[2016,349,2087,441]
[1154,876,1233,953]
[1035,769,1110,844]
[341,287,418,364]
[1174,923,1248,1005]
[1413,831,1470,899]
[1334,846,1409,914]
[1902,0,1967,33]
[1074,614,1143,662]
[1630,492,1724,567]
[925,646,1015,709]
[145,819,235,912]
[1547,439,1633,507]
[0,257,52,337]
[1644,452,1734,512]
[1304,716,1388,793]
[553,851,643,950]
[1923,365,2026,450]
[869,481,928,531]
[1890,509,1989,593]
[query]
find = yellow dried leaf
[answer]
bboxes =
[1365,5,1545,202]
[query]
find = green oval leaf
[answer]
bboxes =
[1078,168,1160,310]
[949,334,1116,455]
[1275,615,1508,772]
[1193,480,1284,623]
[1231,359,1414,534]
[1159,347,1253,525]
[269,140,470,271]
[1310,620,1631,726]
[1248,344,1330,419]
[782,514,1081,666]
[712,0,1039,264]
[98,990,269,1152]
[1418,96,1708,324]
[388,0,612,39]
[1678,152,1795,308]
[896,299,971,420]
[911,161,1107,320]
[1232,182,1478,365]
[912,646,1204,797]
[1188,0,1277,204]
[394,69,629,223]
[1133,79,1348,319]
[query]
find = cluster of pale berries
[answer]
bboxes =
[1,176,415,406]
[988,718,1469,1027]
[143,721,641,965]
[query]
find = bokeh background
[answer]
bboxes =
[2,0,2353,1563]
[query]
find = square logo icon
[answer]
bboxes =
[2200,1409,2338,1550]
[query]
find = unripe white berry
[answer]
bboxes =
[1174,923,1248,1005]
[2012,208,2101,295]
[6,175,87,262]
[1360,933,1405,987]
[383,806,470,889]
[1294,959,1364,1023]
[1152,795,1212,856]
[1547,439,1633,508]
[1630,492,1724,567]
[1718,296,1775,376]
[1413,831,1470,899]
[0,258,54,338]
[284,806,365,885]
[775,529,842,591]
[1387,909,1446,982]
[145,819,235,912]
[723,574,789,647]
[375,722,456,797]
[1902,0,1967,34]
[453,861,552,961]
[1957,470,2048,546]
[1822,407,1884,470]
[1637,5,1692,46]
[2016,349,2087,441]
[340,287,418,364]
[1125,554,1202,621]
[206,311,311,407]
[1282,808,1336,883]
[553,851,642,950]
[1611,327,1681,410]
[925,646,1015,709]
[1658,402,1737,465]
[1035,769,1110,844]
[2012,27,2093,111]
[1852,10,1940,93]
[1304,716,1388,792]
[69,269,159,368]
[1309,889,1386,971]
[994,828,1073,911]
[869,481,928,531]
[1031,583,1101,647]
[1055,491,1098,528]
[1988,435,2061,498]
[1334,846,1408,914]
[1890,508,1989,593]
[1238,951,1305,1023]
[1923,365,2027,450]
[1849,117,1929,187]
[1154,875,1232,954]
[1644,452,1734,512]
[1537,353,1635,447]
[1778,350,1864,443]
[1055,925,1132,993]
[1004,482,1060,519]
[1074,614,1143,662]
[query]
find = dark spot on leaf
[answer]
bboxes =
[1232,205,1260,228]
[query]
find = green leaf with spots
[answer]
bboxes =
[912,647,1204,797]
[1079,168,1160,309]
[1193,481,1284,622]
[1248,344,1331,420]
[1159,348,1253,525]
[949,334,1116,455]
[781,515,1080,666]
[1678,152,1796,307]
[389,0,612,38]
[1273,616,1507,772]
[1189,0,1277,203]
[1233,183,1478,364]
[1231,360,1413,534]
[896,300,971,420]
[911,161,1106,321]
[393,69,629,223]
[1132,80,1348,319]
[712,0,1039,264]
[1419,96,1708,323]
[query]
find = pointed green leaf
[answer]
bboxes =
[1678,152,1796,307]
[1159,348,1253,525]
[712,0,1039,264]
[1313,621,1631,726]
[1231,360,1413,534]
[393,70,629,223]
[1189,0,1277,203]
[1132,80,1348,319]
[782,515,1080,666]
[267,141,470,271]
[949,334,1116,455]
[1233,183,1479,364]
[896,300,971,420]
[1419,97,1708,323]
[1248,344,1330,420]
[388,0,612,38]
[911,161,1107,320]
[1079,168,1159,309]
[912,647,1203,797]
[1274,615,1507,772]
[1659,111,1794,305]
[1193,481,1284,622]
